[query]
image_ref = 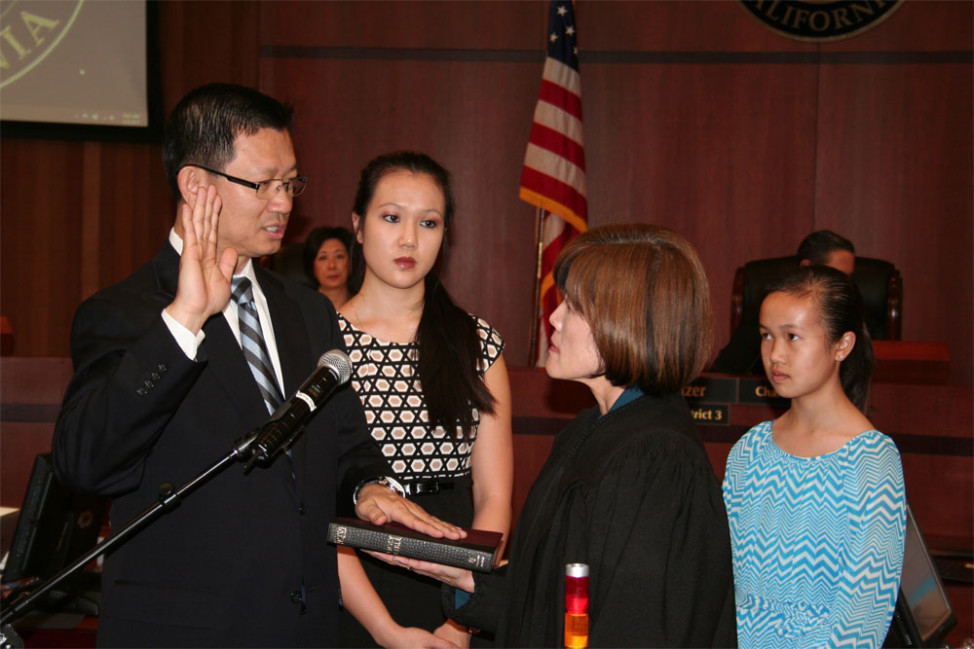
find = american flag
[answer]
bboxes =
[520,0,587,366]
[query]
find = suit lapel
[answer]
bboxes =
[152,242,180,299]
[256,268,312,396]
[256,268,314,484]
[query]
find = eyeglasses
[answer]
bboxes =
[184,164,308,199]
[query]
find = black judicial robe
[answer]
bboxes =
[445,391,737,647]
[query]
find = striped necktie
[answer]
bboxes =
[231,277,283,414]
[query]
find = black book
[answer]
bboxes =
[327,518,502,573]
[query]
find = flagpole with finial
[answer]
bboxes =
[528,207,545,366]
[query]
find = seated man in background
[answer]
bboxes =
[709,230,855,374]
[796,230,855,276]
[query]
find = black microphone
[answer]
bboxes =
[249,349,352,467]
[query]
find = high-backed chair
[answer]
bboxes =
[713,255,902,374]
[731,255,902,340]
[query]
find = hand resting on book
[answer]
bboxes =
[354,482,466,540]
[328,518,500,574]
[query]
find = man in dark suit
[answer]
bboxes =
[52,84,455,647]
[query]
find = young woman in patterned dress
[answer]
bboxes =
[336,151,512,649]
[723,265,906,648]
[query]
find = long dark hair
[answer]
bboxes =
[765,265,874,412]
[350,151,495,435]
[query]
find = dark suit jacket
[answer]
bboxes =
[52,242,389,647]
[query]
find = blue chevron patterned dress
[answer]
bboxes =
[723,421,906,648]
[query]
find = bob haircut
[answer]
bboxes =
[553,224,713,393]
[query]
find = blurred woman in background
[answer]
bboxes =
[303,225,353,308]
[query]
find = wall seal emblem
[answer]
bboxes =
[0,0,84,89]
[739,0,903,42]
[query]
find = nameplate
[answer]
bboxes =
[691,405,730,426]
[682,376,737,403]
[737,378,790,408]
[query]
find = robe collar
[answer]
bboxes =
[604,384,645,416]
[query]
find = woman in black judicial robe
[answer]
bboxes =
[374,224,737,647]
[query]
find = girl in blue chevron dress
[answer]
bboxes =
[723,265,906,649]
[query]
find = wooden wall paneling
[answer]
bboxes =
[1,423,57,508]
[867,383,972,539]
[815,63,973,384]
[0,0,969,389]
[2,143,183,360]
[507,368,595,420]
[579,0,817,52]
[156,0,188,110]
[582,62,820,355]
[261,56,546,363]
[704,441,735,482]
[944,585,973,647]
[900,454,972,541]
[868,383,972,436]
[0,357,74,507]
[38,147,85,358]
[822,0,974,52]
[511,434,555,541]
[158,1,261,109]
[81,143,103,300]
[92,143,170,290]
[133,143,179,275]
[427,60,550,360]
[0,140,85,358]
[99,145,137,290]
[260,0,545,50]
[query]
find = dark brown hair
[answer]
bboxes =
[797,230,855,265]
[554,224,714,393]
[163,83,293,201]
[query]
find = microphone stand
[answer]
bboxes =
[0,429,264,648]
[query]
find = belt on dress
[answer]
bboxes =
[404,479,456,496]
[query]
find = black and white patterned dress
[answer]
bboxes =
[337,313,505,643]
[339,314,504,484]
